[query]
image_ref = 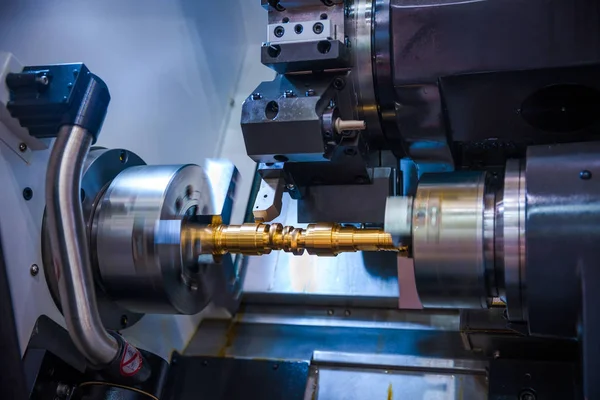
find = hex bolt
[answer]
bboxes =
[30,264,39,276]
[305,89,316,97]
[284,90,295,98]
[252,93,263,100]
[335,118,366,134]
[286,184,296,191]
[18,143,27,152]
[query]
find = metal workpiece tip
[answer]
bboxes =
[334,118,367,133]
[182,221,402,257]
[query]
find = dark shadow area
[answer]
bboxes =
[362,251,399,281]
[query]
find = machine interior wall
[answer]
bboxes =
[0,0,266,359]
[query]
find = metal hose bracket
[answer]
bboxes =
[7,62,149,381]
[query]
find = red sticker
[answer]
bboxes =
[120,342,143,377]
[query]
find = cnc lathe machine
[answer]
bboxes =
[1,1,600,399]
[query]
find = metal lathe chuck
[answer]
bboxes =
[43,148,240,330]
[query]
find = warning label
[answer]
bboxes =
[120,342,143,377]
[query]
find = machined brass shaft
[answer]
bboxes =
[181,222,400,257]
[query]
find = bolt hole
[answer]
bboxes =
[265,101,280,120]
[282,17,289,23]
[267,44,282,58]
[120,315,128,329]
[313,22,324,34]
[294,24,303,34]
[274,154,289,162]
[317,40,331,54]
[22,187,33,201]
[119,150,128,164]
[580,170,592,180]
[263,194,268,198]
[320,13,328,20]
[274,26,285,38]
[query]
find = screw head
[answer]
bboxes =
[30,264,39,276]
[327,309,334,316]
[333,77,346,90]
[286,184,296,191]
[252,93,262,100]
[493,350,501,359]
[36,75,49,86]
[18,143,27,152]
[580,170,592,180]
[284,90,295,98]
[344,310,351,316]
[305,89,316,97]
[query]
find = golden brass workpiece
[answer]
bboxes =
[182,222,400,257]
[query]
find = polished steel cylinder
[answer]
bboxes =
[497,159,526,321]
[46,125,119,366]
[93,164,213,314]
[412,172,490,309]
